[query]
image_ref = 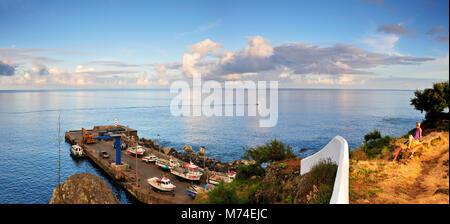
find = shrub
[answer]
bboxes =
[360,136,392,159]
[364,129,382,142]
[242,138,297,165]
[236,164,265,180]
[204,181,240,204]
[294,159,338,204]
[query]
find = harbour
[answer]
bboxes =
[65,125,213,204]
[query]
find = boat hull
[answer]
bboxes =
[171,169,202,181]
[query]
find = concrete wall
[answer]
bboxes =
[300,136,349,204]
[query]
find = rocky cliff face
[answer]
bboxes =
[49,172,120,204]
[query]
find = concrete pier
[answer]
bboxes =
[65,125,199,204]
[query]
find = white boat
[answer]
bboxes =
[156,157,180,170]
[208,171,236,185]
[70,145,85,158]
[171,162,203,181]
[156,158,171,170]
[148,177,176,192]
[169,156,180,168]
[127,145,145,156]
[142,154,158,163]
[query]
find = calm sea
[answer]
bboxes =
[0,89,423,204]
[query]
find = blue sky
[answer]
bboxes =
[0,0,448,89]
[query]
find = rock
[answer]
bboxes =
[49,172,120,204]
[434,188,449,195]
[300,148,308,152]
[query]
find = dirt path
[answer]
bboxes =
[350,132,449,204]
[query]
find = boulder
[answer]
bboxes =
[49,172,120,204]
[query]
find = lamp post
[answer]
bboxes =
[134,136,138,187]
[157,134,161,153]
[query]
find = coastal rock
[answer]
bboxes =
[49,172,120,204]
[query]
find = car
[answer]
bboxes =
[99,151,110,159]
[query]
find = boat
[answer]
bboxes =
[142,154,158,163]
[169,156,180,168]
[186,183,215,199]
[156,158,171,170]
[70,145,85,158]
[148,177,176,192]
[208,171,236,185]
[170,162,203,181]
[156,157,180,170]
[126,145,145,156]
[186,185,203,199]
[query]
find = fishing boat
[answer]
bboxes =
[142,154,158,163]
[70,145,85,158]
[169,156,180,168]
[171,162,203,181]
[126,145,145,156]
[186,184,203,199]
[208,171,236,185]
[185,183,215,199]
[156,158,171,170]
[148,177,176,192]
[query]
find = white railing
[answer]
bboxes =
[300,136,349,204]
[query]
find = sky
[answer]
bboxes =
[0,0,448,90]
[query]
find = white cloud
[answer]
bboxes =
[361,34,400,54]
[243,36,274,58]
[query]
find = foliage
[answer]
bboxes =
[236,164,265,180]
[242,138,297,165]
[308,184,334,204]
[364,129,382,142]
[410,81,449,121]
[295,159,338,204]
[360,136,392,159]
[203,181,242,204]
[278,162,288,169]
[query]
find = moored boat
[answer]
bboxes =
[186,184,203,199]
[171,161,203,181]
[126,145,145,156]
[208,171,236,185]
[156,158,171,170]
[142,154,158,163]
[148,177,176,192]
[70,145,85,158]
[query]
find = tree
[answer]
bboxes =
[410,81,449,121]
[242,138,297,164]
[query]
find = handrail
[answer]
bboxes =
[300,136,349,204]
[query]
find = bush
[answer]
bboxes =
[360,136,392,159]
[364,129,382,142]
[242,138,297,165]
[294,159,338,204]
[411,81,449,121]
[236,164,265,180]
[204,182,241,204]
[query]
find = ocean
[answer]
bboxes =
[0,89,424,203]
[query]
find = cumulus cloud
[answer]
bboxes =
[208,38,432,80]
[377,24,412,36]
[0,36,438,89]
[0,60,16,76]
